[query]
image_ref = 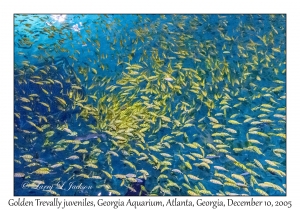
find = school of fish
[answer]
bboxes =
[14,14,286,196]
